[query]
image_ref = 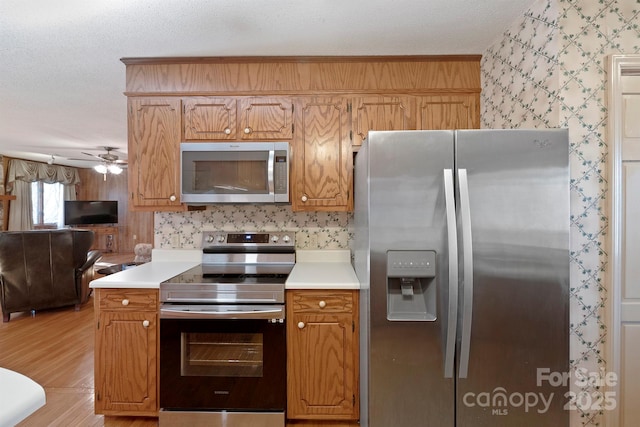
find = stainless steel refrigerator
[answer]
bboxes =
[354,129,569,427]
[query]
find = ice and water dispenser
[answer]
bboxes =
[386,250,437,321]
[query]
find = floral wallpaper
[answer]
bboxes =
[155,205,351,250]
[482,0,640,425]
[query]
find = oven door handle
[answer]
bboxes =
[160,305,285,320]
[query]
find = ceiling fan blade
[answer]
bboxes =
[81,151,105,160]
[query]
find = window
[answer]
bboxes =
[31,182,64,228]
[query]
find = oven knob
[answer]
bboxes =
[217,235,225,243]
[298,321,305,329]
[206,235,214,243]
[271,235,279,243]
[282,235,291,243]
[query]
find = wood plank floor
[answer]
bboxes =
[0,253,158,426]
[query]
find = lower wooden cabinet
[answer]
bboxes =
[94,288,158,416]
[286,290,359,421]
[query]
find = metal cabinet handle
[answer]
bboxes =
[142,320,150,328]
[121,299,129,306]
[301,195,308,202]
[318,301,326,308]
[244,127,252,134]
[224,128,231,135]
[169,195,177,202]
[297,321,305,329]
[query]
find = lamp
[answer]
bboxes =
[107,164,123,175]
[93,163,122,175]
[93,164,107,174]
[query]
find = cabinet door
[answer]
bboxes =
[128,98,182,209]
[292,97,352,212]
[238,97,293,139]
[95,310,158,415]
[352,96,414,145]
[183,97,237,140]
[287,290,359,420]
[418,94,479,129]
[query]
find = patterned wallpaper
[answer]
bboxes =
[155,206,352,250]
[481,0,640,425]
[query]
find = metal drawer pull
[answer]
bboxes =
[121,299,129,306]
[298,321,305,329]
[318,300,326,308]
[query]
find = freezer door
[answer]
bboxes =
[363,131,455,427]
[455,129,570,426]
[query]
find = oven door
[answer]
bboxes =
[159,304,286,411]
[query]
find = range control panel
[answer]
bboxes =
[202,231,295,248]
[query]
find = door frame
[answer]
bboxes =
[607,54,640,427]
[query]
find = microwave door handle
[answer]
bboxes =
[268,149,275,195]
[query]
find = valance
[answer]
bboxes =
[6,159,80,187]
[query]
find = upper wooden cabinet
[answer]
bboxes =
[128,98,183,211]
[418,94,479,130]
[238,97,293,139]
[292,97,352,211]
[351,96,414,145]
[122,56,481,212]
[183,97,237,140]
[183,97,293,141]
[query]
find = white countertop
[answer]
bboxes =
[90,249,201,289]
[90,248,360,290]
[0,367,46,427]
[285,249,360,290]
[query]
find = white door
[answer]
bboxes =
[609,55,640,427]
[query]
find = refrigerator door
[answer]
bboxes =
[455,129,570,426]
[361,131,455,427]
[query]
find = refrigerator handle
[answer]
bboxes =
[457,168,474,378]
[443,169,458,379]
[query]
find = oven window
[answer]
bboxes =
[181,332,264,377]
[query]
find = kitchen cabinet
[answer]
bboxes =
[417,94,479,130]
[351,96,414,146]
[94,288,158,416]
[128,97,183,210]
[286,290,359,421]
[291,97,352,211]
[183,97,293,141]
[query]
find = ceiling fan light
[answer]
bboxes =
[107,164,123,174]
[94,164,108,174]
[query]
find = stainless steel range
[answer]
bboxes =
[159,231,295,427]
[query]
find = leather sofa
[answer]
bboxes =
[0,229,102,322]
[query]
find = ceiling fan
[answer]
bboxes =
[81,147,128,175]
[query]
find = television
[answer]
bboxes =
[64,200,118,226]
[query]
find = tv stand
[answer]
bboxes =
[75,225,119,253]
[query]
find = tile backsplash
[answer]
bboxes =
[155,205,352,250]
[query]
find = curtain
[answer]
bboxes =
[6,159,81,231]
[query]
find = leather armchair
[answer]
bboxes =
[0,229,102,322]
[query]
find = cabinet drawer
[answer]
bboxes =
[97,289,158,311]
[289,290,353,313]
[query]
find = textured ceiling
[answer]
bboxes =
[0,0,535,167]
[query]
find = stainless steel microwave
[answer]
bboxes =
[180,142,290,204]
